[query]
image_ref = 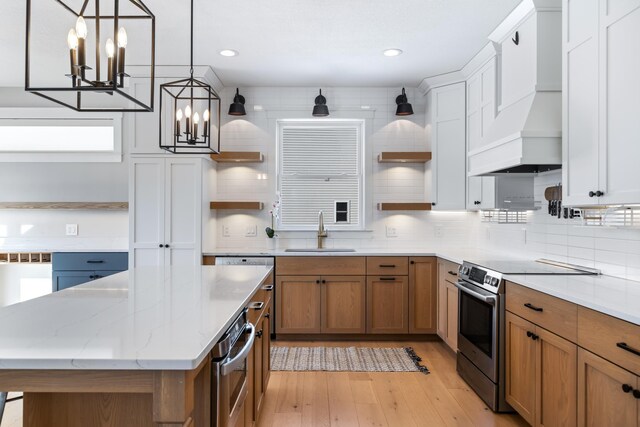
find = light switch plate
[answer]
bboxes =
[434,225,443,238]
[222,225,231,237]
[245,225,257,237]
[386,226,397,238]
[66,224,78,236]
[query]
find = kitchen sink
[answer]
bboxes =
[284,248,356,253]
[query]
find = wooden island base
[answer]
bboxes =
[0,358,211,427]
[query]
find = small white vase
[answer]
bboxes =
[266,238,276,250]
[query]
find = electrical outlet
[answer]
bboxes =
[222,225,231,237]
[66,224,78,236]
[245,225,257,237]
[522,228,527,244]
[434,225,443,238]
[386,226,398,238]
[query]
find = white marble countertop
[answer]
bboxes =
[0,265,272,370]
[504,273,640,326]
[206,247,640,325]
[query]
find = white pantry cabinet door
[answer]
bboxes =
[130,157,166,267]
[598,1,640,205]
[563,0,600,206]
[430,82,467,211]
[164,158,202,266]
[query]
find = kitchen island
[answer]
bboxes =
[0,265,272,426]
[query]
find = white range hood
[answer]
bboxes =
[468,0,562,176]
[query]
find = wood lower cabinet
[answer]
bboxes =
[506,312,537,425]
[577,348,639,427]
[366,276,409,334]
[321,276,366,333]
[246,288,272,427]
[506,311,578,427]
[276,275,321,333]
[408,257,437,334]
[437,260,459,350]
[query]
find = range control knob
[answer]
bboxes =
[491,277,500,286]
[484,276,491,284]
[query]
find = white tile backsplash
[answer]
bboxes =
[211,87,640,281]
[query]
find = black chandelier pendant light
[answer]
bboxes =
[25,0,155,112]
[159,0,221,154]
[228,88,246,116]
[312,89,329,117]
[395,87,414,116]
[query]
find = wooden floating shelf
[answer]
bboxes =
[210,152,264,163]
[377,203,432,211]
[0,202,128,210]
[378,152,432,163]
[0,252,51,264]
[210,201,264,210]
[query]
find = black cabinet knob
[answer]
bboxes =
[526,331,533,338]
[165,244,170,248]
[316,280,320,284]
[256,330,263,338]
[596,191,604,197]
[159,244,163,248]
[634,389,640,399]
[322,279,326,284]
[589,191,596,197]
[264,313,270,319]
[410,260,415,265]
[622,384,634,393]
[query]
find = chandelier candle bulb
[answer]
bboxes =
[105,38,115,83]
[203,109,209,138]
[117,27,127,76]
[75,17,87,68]
[175,109,183,137]
[66,29,78,79]
[193,112,199,140]
[185,105,192,136]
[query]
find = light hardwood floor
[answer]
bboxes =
[0,341,527,427]
[257,340,528,427]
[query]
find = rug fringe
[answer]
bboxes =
[404,347,430,375]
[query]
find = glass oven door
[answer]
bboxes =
[456,280,498,382]
[218,323,255,427]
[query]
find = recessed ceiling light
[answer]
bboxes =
[383,48,403,57]
[219,49,238,57]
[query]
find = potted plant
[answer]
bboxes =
[265,196,280,249]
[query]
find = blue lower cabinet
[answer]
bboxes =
[52,252,128,292]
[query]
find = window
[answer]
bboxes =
[277,119,365,230]
[0,108,122,162]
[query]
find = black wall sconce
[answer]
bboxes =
[312,89,329,117]
[228,88,246,116]
[395,87,414,116]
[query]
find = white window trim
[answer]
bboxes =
[0,108,123,162]
[276,118,366,231]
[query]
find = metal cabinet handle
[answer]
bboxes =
[379,264,396,268]
[264,313,270,319]
[249,302,264,310]
[262,285,274,291]
[256,330,263,338]
[379,277,397,281]
[617,342,640,357]
[220,323,255,375]
[86,260,104,264]
[89,275,96,280]
[448,271,458,276]
[524,303,543,312]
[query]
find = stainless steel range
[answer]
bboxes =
[455,259,599,412]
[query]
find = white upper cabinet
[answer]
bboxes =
[428,82,467,210]
[466,56,499,210]
[563,0,640,205]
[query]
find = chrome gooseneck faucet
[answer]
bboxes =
[317,210,328,249]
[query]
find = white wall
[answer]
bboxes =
[0,88,128,251]
[211,86,481,251]
[482,170,640,281]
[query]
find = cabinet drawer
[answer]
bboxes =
[438,259,460,285]
[52,252,128,272]
[366,257,408,276]
[578,307,640,376]
[248,288,271,325]
[276,257,365,276]
[506,281,578,342]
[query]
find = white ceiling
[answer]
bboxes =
[0,0,521,87]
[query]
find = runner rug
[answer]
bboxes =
[270,346,429,374]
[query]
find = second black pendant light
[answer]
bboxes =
[312,89,329,117]
[395,87,414,116]
[228,88,246,116]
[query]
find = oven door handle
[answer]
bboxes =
[220,323,255,376]
[455,282,497,306]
